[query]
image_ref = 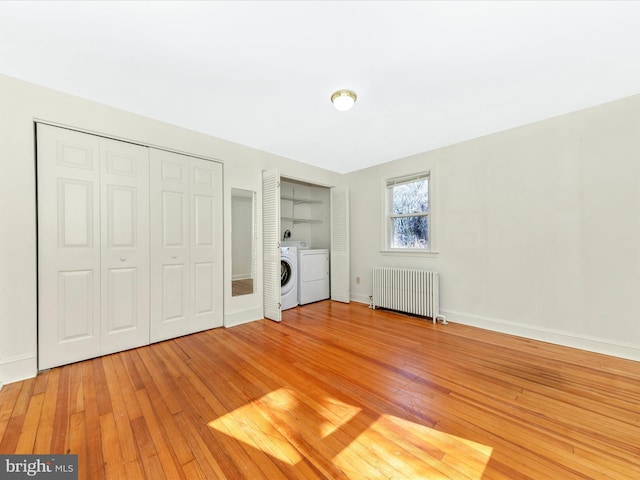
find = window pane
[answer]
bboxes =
[392,216,428,249]
[392,179,428,215]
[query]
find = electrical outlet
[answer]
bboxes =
[356,276,361,285]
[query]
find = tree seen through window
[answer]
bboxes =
[389,176,429,249]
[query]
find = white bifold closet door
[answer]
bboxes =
[262,169,281,322]
[330,185,350,303]
[37,124,150,370]
[149,149,223,342]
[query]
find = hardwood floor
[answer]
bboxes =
[1,301,639,479]
[232,279,254,297]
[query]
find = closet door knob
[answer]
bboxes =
[172,255,177,259]
[120,257,126,262]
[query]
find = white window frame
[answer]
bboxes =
[381,168,438,256]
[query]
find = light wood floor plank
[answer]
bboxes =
[1,300,639,479]
[67,411,87,478]
[81,361,106,480]
[0,383,22,440]
[99,412,127,479]
[32,368,59,454]
[102,356,140,466]
[14,393,44,454]
[130,415,166,480]
[135,388,185,480]
[172,410,231,480]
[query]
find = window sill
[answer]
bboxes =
[380,249,440,257]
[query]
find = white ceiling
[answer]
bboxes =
[2,1,640,174]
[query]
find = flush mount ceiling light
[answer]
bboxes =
[331,89,357,111]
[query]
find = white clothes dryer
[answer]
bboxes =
[282,240,309,249]
[280,247,298,310]
[297,249,330,305]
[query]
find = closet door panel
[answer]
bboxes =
[100,138,150,355]
[163,191,187,246]
[58,179,95,246]
[37,125,101,370]
[162,264,187,321]
[107,267,137,330]
[190,158,223,332]
[57,270,97,341]
[194,262,214,315]
[150,150,191,342]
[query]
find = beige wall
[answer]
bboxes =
[346,93,640,361]
[0,74,342,385]
[3,71,639,387]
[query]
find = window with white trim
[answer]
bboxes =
[385,172,431,251]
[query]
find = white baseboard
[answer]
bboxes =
[225,307,264,328]
[442,309,640,362]
[351,293,640,361]
[0,353,37,386]
[351,293,372,305]
[232,274,252,281]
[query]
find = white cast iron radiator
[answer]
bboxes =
[372,267,447,324]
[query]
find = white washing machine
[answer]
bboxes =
[280,247,298,310]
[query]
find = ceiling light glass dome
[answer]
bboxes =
[331,89,357,111]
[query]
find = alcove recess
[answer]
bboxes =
[280,178,330,248]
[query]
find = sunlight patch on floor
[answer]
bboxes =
[208,387,303,465]
[336,414,493,480]
[208,388,492,479]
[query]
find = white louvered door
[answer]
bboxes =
[262,169,281,322]
[331,185,350,303]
